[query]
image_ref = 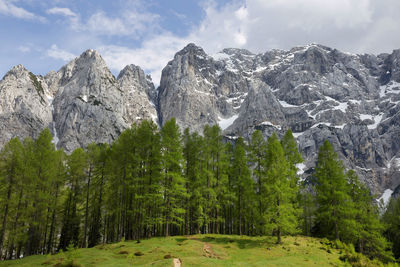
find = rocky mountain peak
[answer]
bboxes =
[221,47,254,56]
[0,64,52,148]
[118,64,156,103]
[118,64,149,88]
[3,64,30,80]
[176,43,208,57]
[57,49,112,86]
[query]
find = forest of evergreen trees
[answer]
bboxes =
[0,118,399,262]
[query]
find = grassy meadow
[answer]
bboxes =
[0,234,390,267]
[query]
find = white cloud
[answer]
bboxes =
[170,9,187,20]
[98,34,189,85]
[252,0,372,30]
[47,5,160,38]
[185,1,249,53]
[86,11,159,37]
[18,45,30,53]
[47,44,76,61]
[184,0,400,54]
[0,0,45,21]
[46,7,80,29]
[47,7,77,17]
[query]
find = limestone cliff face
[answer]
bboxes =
[117,64,158,126]
[0,65,52,146]
[0,50,157,153]
[157,43,400,195]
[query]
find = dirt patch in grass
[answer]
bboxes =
[203,243,220,259]
[173,258,182,267]
[41,259,54,265]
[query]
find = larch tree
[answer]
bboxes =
[249,130,267,235]
[25,129,56,256]
[313,140,354,241]
[383,196,400,260]
[347,170,393,262]
[264,133,299,243]
[0,138,24,259]
[230,137,254,235]
[59,148,87,250]
[160,118,186,236]
[183,129,205,234]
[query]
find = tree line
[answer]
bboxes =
[0,118,398,262]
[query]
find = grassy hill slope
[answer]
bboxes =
[0,235,388,267]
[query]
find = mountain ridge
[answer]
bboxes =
[0,43,399,198]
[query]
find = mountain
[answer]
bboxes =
[158,43,400,196]
[0,43,399,197]
[0,49,157,152]
[0,65,52,147]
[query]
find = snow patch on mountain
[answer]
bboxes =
[377,189,393,206]
[218,115,239,130]
[46,94,59,147]
[260,121,282,130]
[296,163,307,176]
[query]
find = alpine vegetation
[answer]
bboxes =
[0,120,397,264]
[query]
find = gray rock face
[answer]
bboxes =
[117,64,158,126]
[49,50,158,152]
[157,43,251,133]
[0,50,157,153]
[0,65,52,147]
[157,43,400,196]
[48,49,129,152]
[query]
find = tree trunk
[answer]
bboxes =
[277,197,281,244]
[0,180,13,259]
[82,166,92,248]
[47,183,59,253]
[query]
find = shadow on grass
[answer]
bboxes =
[175,237,188,243]
[198,236,276,249]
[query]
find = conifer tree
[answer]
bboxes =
[300,190,316,236]
[25,129,56,255]
[224,142,235,235]
[183,129,205,234]
[59,148,87,250]
[107,126,137,241]
[281,130,303,170]
[81,143,98,248]
[347,170,393,262]
[202,125,228,234]
[45,149,66,254]
[313,140,353,241]
[264,133,299,243]
[230,137,253,235]
[383,194,400,259]
[0,138,24,258]
[161,118,186,236]
[136,120,163,238]
[88,143,109,247]
[249,130,267,235]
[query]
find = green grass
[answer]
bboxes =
[0,235,384,267]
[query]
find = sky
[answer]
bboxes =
[1,0,400,85]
